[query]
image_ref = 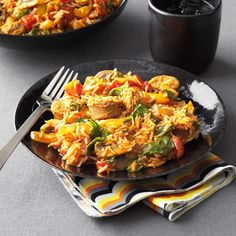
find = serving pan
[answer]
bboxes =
[15,59,226,180]
[0,0,127,50]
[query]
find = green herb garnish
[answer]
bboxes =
[70,102,80,111]
[164,89,180,100]
[89,120,103,139]
[109,82,128,96]
[27,27,39,36]
[16,9,30,19]
[76,118,109,139]
[143,135,174,156]
[132,104,149,118]
[43,29,50,35]
[76,118,109,155]
[86,137,105,155]
[108,0,114,10]
[131,104,159,122]
[155,123,173,137]
[75,118,89,123]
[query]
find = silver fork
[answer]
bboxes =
[0,66,78,170]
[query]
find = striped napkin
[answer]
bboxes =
[53,153,235,221]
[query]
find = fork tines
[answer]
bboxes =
[44,66,78,101]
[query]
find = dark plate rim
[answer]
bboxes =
[14,59,227,181]
[0,0,127,39]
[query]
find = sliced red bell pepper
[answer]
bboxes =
[128,75,152,92]
[96,161,112,173]
[172,135,184,158]
[48,12,55,20]
[165,100,180,106]
[64,80,83,97]
[91,81,123,95]
[143,81,152,92]
[22,14,37,32]
[60,0,71,3]
[108,80,124,90]
[135,75,145,84]
[60,149,67,155]
[95,84,108,94]
[128,80,142,88]
[60,4,75,25]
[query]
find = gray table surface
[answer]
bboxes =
[0,0,236,235]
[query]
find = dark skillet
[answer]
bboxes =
[15,59,226,181]
[0,0,127,50]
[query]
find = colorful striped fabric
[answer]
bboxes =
[53,153,236,221]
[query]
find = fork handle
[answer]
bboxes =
[0,105,47,170]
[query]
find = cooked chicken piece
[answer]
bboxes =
[148,75,180,91]
[88,103,125,120]
[119,87,153,115]
[87,96,125,120]
[125,143,143,157]
[17,0,39,9]
[51,100,68,119]
[127,86,153,105]
[51,96,81,119]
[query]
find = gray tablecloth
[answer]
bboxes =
[0,0,236,235]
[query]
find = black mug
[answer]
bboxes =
[148,0,222,74]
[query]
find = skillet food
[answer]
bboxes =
[31,69,201,174]
[0,0,122,35]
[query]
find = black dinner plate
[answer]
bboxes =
[15,59,226,181]
[0,0,127,50]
